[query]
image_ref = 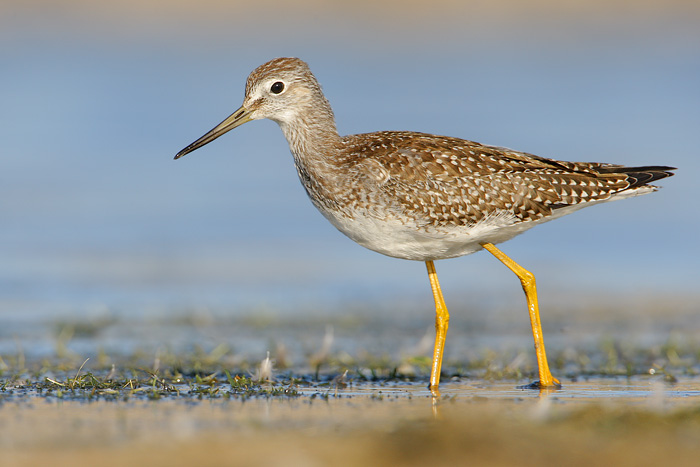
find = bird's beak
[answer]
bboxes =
[174,105,253,160]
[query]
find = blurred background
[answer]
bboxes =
[1,1,698,359]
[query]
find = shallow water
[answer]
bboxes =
[326,378,700,403]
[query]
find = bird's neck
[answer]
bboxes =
[278,104,342,170]
[277,105,347,209]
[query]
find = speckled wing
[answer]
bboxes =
[346,131,673,228]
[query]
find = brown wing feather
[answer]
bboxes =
[343,131,675,228]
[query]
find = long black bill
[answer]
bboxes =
[174,105,252,160]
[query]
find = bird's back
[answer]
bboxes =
[305,131,674,260]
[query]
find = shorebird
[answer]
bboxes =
[175,57,675,395]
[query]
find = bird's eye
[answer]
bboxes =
[270,81,285,94]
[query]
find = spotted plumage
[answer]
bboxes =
[337,130,668,230]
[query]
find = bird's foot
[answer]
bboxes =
[517,378,562,390]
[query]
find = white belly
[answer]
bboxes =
[318,208,537,261]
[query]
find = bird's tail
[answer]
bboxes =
[598,165,676,188]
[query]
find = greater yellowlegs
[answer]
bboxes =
[175,57,675,394]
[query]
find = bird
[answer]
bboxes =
[175,57,675,396]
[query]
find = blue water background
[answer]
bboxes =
[1,5,698,325]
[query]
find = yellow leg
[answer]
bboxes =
[481,243,560,388]
[426,260,449,396]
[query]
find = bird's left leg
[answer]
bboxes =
[481,243,560,388]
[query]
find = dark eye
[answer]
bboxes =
[270,81,285,94]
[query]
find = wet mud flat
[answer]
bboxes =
[2,376,700,467]
[2,303,700,466]
[2,354,700,466]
